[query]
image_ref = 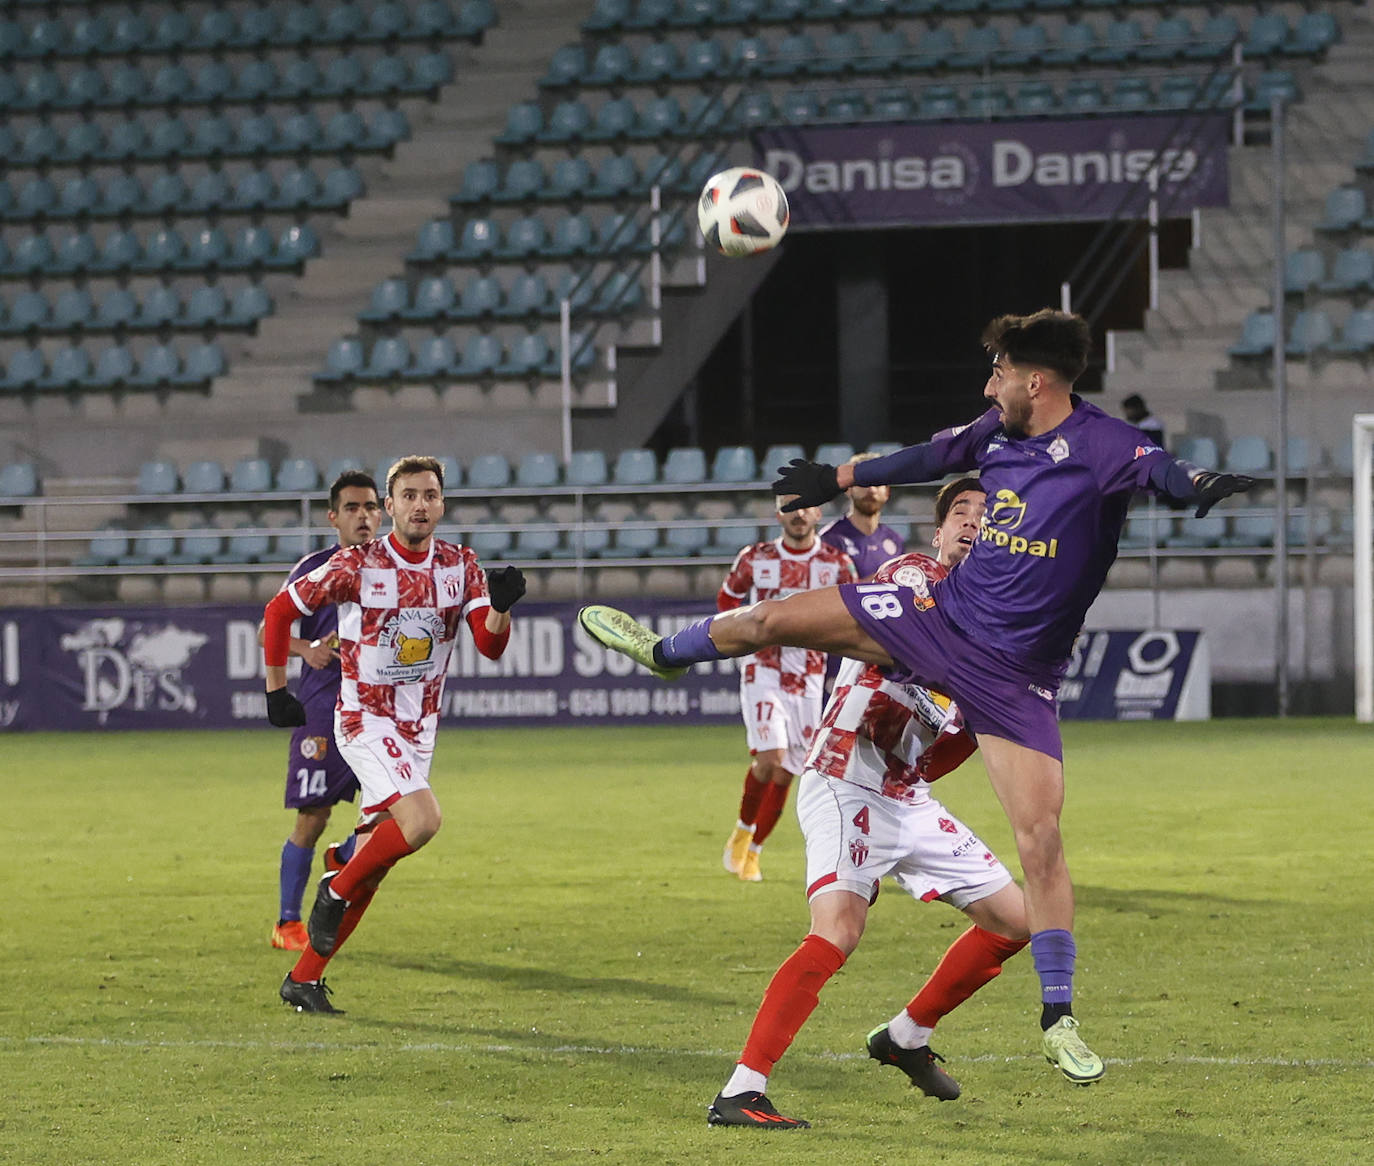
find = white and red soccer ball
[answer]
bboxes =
[697,167,790,257]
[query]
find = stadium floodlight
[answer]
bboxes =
[1356,414,1374,722]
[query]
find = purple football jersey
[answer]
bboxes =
[855,398,1169,668]
[285,545,342,720]
[821,516,906,579]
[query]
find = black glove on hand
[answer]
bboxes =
[1192,472,1256,519]
[486,565,527,613]
[266,687,307,727]
[771,459,842,511]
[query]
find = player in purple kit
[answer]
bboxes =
[581,309,1255,1083]
[265,470,381,951]
[820,452,906,579]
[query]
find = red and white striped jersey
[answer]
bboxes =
[804,552,977,802]
[283,535,491,742]
[718,536,856,697]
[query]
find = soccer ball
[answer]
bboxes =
[697,167,790,257]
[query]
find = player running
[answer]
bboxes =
[262,455,526,1013]
[720,501,856,882]
[581,310,1255,1082]
[708,478,1031,1129]
[264,470,380,952]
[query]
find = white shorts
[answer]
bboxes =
[334,711,435,815]
[797,770,1013,910]
[740,677,821,776]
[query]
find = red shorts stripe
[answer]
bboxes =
[807,872,839,898]
[362,791,401,816]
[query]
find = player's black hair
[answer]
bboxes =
[935,476,984,525]
[386,455,444,496]
[328,470,378,510]
[981,309,1092,384]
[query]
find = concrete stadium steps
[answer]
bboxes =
[1104,0,1374,448]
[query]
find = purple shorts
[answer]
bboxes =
[284,723,360,810]
[838,582,1064,762]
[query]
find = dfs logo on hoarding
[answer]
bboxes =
[60,617,208,723]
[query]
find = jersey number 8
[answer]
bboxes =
[857,585,903,621]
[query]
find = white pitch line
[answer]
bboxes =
[6,1035,1373,1070]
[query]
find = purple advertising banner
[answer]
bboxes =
[752,115,1230,228]
[0,602,745,732]
[0,604,1204,731]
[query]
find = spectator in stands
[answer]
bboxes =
[1121,394,1166,449]
[820,452,907,580]
[261,470,381,952]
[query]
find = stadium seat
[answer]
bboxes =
[566,449,609,487]
[137,460,180,495]
[1223,436,1271,475]
[586,97,637,141]
[662,448,708,485]
[278,224,320,264]
[500,273,551,319]
[1110,78,1153,112]
[1246,70,1300,113]
[710,446,758,483]
[183,460,226,494]
[228,457,273,494]
[90,343,135,386]
[1285,309,1335,358]
[139,285,183,328]
[1316,187,1370,234]
[97,288,140,329]
[1245,10,1289,58]
[589,154,639,198]
[185,284,230,327]
[4,347,46,388]
[612,448,657,485]
[7,290,51,331]
[366,336,411,379]
[814,442,855,466]
[1228,312,1276,359]
[450,333,498,377]
[762,444,805,474]
[0,462,39,498]
[516,452,561,488]
[276,458,320,492]
[408,334,459,379]
[1331,308,1374,357]
[1221,512,1275,549]
[465,454,511,489]
[494,332,554,377]
[42,345,92,391]
[543,44,589,87]
[467,520,514,558]
[1320,248,1374,295]
[497,217,548,259]
[185,341,226,383]
[1187,14,1239,61]
[1174,436,1220,469]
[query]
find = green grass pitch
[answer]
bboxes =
[2,720,1371,1165]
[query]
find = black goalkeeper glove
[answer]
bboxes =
[266,687,307,728]
[1192,472,1256,519]
[771,459,842,511]
[486,565,527,613]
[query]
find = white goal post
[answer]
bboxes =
[1356,414,1374,722]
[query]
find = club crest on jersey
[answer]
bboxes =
[938,817,958,834]
[849,839,869,866]
[377,611,445,680]
[299,735,329,760]
[1048,436,1070,463]
[1133,444,1162,459]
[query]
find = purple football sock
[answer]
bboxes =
[1031,928,1076,1006]
[279,840,314,922]
[654,616,725,667]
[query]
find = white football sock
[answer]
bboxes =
[887,1010,935,1050]
[721,1064,768,1097]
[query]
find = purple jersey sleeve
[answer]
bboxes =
[283,545,342,722]
[852,409,1003,487]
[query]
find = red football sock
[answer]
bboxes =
[330,817,414,901]
[739,934,847,1075]
[289,887,377,982]
[906,926,1028,1027]
[750,779,791,846]
[737,766,769,827]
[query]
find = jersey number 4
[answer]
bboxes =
[852,806,870,834]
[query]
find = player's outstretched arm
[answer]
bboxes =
[1148,459,1256,518]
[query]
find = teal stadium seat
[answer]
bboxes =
[138,460,180,495]
[613,448,658,485]
[409,335,459,379]
[516,452,561,488]
[663,447,708,484]
[0,462,39,498]
[1245,10,1289,58]
[91,343,135,385]
[1321,248,1374,295]
[1331,309,1374,357]
[1285,309,1335,358]
[711,446,758,483]
[467,454,513,489]
[183,460,226,493]
[567,450,609,487]
[456,333,502,377]
[1223,436,1271,474]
